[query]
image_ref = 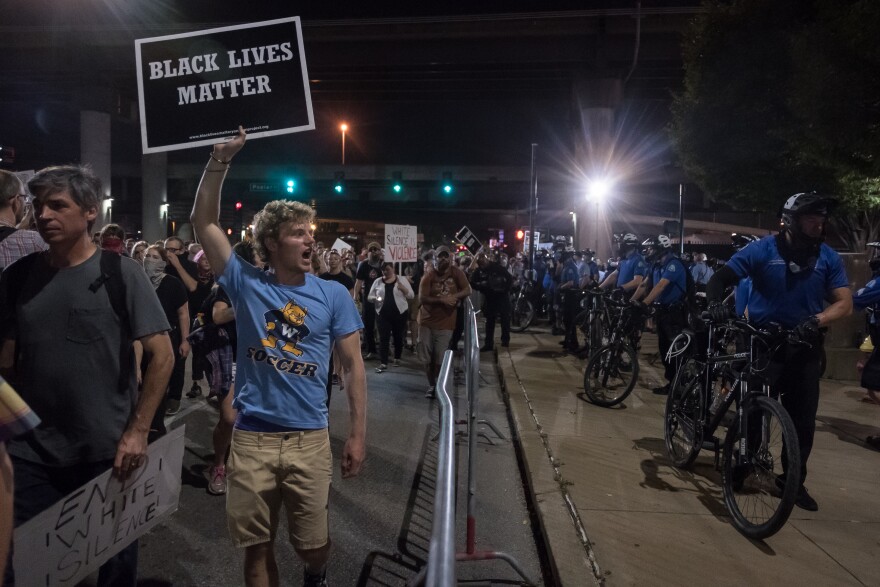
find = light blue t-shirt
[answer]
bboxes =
[618,250,648,287]
[725,235,848,328]
[650,254,687,306]
[219,254,363,429]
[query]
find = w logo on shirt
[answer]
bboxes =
[261,301,310,357]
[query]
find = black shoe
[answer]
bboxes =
[652,385,670,395]
[480,345,494,352]
[186,382,202,398]
[303,566,328,587]
[795,486,819,511]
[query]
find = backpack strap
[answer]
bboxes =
[89,251,130,336]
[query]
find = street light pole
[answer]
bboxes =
[528,143,537,272]
[678,183,685,255]
[340,123,348,166]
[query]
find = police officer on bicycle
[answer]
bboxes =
[706,192,852,511]
[632,234,688,396]
[600,233,648,297]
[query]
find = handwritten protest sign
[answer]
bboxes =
[13,427,186,587]
[384,224,418,262]
[135,17,314,153]
[331,238,353,253]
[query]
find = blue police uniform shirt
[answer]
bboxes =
[725,235,848,328]
[854,275,880,325]
[735,277,752,317]
[580,260,599,282]
[561,260,579,286]
[618,250,648,286]
[651,254,687,306]
[218,254,363,430]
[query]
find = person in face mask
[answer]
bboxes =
[99,223,128,255]
[140,245,191,421]
[706,192,852,512]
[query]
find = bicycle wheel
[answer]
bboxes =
[721,395,801,539]
[583,344,639,407]
[510,297,534,332]
[664,357,704,468]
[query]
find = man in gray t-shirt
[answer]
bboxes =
[0,166,173,586]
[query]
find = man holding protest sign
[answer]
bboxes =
[192,127,366,587]
[0,165,174,586]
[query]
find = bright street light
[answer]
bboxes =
[340,122,348,165]
[587,178,613,203]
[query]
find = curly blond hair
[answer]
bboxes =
[252,200,315,263]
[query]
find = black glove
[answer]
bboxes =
[707,302,730,323]
[795,315,821,342]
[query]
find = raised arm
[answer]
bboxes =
[191,126,247,278]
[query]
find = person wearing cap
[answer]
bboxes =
[418,245,471,398]
[706,192,852,512]
[353,242,384,359]
[578,250,600,288]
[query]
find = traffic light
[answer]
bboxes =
[333,171,345,194]
[235,201,243,210]
[441,172,453,195]
[0,146,15,165]
[391,171,403,194]
[516,229,525,240]
[285,179,296,194]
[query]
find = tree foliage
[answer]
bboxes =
[670,0,880,249]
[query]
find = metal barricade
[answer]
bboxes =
[415,301,534,586]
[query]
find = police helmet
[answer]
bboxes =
[641,234,673,261]
[780,192,837,245]
[868,241,880,272]
[731,233,760,251]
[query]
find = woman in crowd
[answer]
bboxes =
[368,262,414,372]
[137,244,190,432]
[130,240,148,263]
[186,250,217,399]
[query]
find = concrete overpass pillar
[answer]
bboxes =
[80,111,112,234]
[572,78,622,265]
[141,152,168,242]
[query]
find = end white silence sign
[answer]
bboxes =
[385,224,418,262]
[13,427,186,587]
[135,17,314,153]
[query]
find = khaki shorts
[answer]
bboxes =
[417,326,453,365]
[226,428,332,550]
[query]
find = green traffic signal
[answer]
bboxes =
[286,179,296,194]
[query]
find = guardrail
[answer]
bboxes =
[413,300,535,586]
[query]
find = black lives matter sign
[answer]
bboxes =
[135,17,314,154]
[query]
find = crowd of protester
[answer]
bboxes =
[0,150,879,586]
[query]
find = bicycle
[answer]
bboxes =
[582,298,647,407]
[574,287,618,357]
[663,315,803,539]
[509,277,536,332]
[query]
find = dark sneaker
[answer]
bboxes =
[363,352,376,360]
[425,386,436,398]
[652,385,670,396]
[795,486,819,511]
[375,364,387,373]
[186,382,202,398]
[303,566,328,587]
[165,399,180,415]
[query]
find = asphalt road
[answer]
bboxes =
[134,350,547,586]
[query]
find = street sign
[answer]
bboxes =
[455,225,483,255]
